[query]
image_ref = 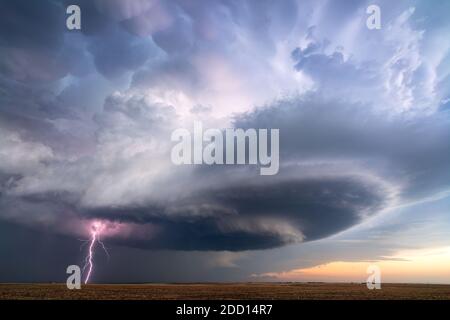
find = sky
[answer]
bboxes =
[0,0,450,284]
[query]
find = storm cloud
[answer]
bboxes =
[0,0,449,259]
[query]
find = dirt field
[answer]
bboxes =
[1,283,450,300]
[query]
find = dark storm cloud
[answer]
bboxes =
[0,0,64,50]
[0,0,449,258]
[0,0,71,82]
[1,166,388,251]
[77,173,388,250]
[70,91,450,251]
[0,0,88,136]
[0,220,251,283]
[2,89,449,252]
[0,0,164,83]
[0,0,163,158]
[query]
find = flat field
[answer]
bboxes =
[1,283,450,300]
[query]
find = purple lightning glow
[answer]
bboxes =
[82,221,109,284]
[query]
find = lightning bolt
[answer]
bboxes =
[82,221,109,284]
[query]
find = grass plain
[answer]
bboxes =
[1,283,450,300]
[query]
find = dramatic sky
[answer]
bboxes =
[1,0,450,283]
